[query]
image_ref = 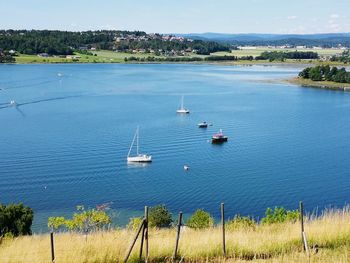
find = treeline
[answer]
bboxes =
[0,30,229,56]
[256,51,319,61]
[116,39,230,55]
[330,50,350,63]
[124,55,238,62]
[299,65,350,83]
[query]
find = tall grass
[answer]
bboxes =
[1,207,350,262]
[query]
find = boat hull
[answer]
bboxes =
[176,109,190,114]
[127,155,152,162]
[211,137,228,144]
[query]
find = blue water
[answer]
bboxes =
[1,63,350,232]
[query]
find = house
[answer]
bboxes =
[37,53,49,57]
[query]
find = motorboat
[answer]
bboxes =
[211,129,228,143]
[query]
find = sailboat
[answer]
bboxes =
[127,126,152,163]
[176,95,190,114]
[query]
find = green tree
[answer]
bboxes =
[148,205,173,228]
[186,209,214,229]
[47,206,111,233]
[0,203,33,236]
[261,207,299,225]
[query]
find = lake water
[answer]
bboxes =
[1,63,350,232]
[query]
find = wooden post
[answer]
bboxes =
[139,221,145,259]
[172,212,183,261]
[144,206,149,263]
[50,232,55,263]
[299,201,309,253]
[299,201,305,250]
[123,218,146,263]
[221,203,226,257]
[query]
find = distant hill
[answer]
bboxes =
[175,33,350,47]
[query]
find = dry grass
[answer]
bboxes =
[1,208,350,262]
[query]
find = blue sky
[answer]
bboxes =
[1,0,350,34]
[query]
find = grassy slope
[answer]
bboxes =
[1,208,350,263]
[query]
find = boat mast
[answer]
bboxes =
[181,95,184,109]
[136,126,139,155]
[128,128,137,157]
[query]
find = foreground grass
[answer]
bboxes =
[1,208,350,262]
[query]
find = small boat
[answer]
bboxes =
[127,126,152,163]
[211,129,228,143]
[176,95,190,114]
[198,122,208,128]
[10,100,17,106]
[184,165,190,171]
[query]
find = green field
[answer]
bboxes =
[13,48,348,65]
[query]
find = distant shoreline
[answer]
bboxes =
[285,77,350,91]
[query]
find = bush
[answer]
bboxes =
[127,217,143,230]
[226,215,256,231]
[261,207,299,225]
[0,203,33,236]
[186,209,214,229]
[48,206,111,233]
[148,205,173,228]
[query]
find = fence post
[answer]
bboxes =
[221,203,226,257]
[299,201,309,253]
[123,218,146,263]
[50,231,55,263]
[172,212,183,261]
[144,206,149,263]
[139,221,146,260]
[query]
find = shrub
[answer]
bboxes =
[226,215,256,231]
[148,205,173,228]
[261,207,299,225]
[48,206,111,233]
[186,209,214,229]
[0,203,33,236]
[127,217,143,230]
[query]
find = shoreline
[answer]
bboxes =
[285,77,350,91]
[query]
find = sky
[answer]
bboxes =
[1,0,350,34]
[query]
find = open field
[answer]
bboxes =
[1,208,350,263]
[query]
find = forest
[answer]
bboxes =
[299,65,350,84]
[0,30,230,56]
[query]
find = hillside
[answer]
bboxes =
[176,33,350,47]
[1,207,349,263]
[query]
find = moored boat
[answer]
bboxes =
[127,126,152,163]
[198,121,208,128]
[211,129,228,143]
[176,95,190,114]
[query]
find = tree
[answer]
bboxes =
[261,207,299,224]
[48,206,111,233]
[0,203,33,236]
[186,209,214,229]
[148,205,173,228]
[309,66,323,81]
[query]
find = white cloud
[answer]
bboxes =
[330,14,340,19]
[287,16,297,20]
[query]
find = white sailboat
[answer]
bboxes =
[176,95,190,114]
[127,126,152,163]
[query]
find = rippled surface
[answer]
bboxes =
[1,63,350,232]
